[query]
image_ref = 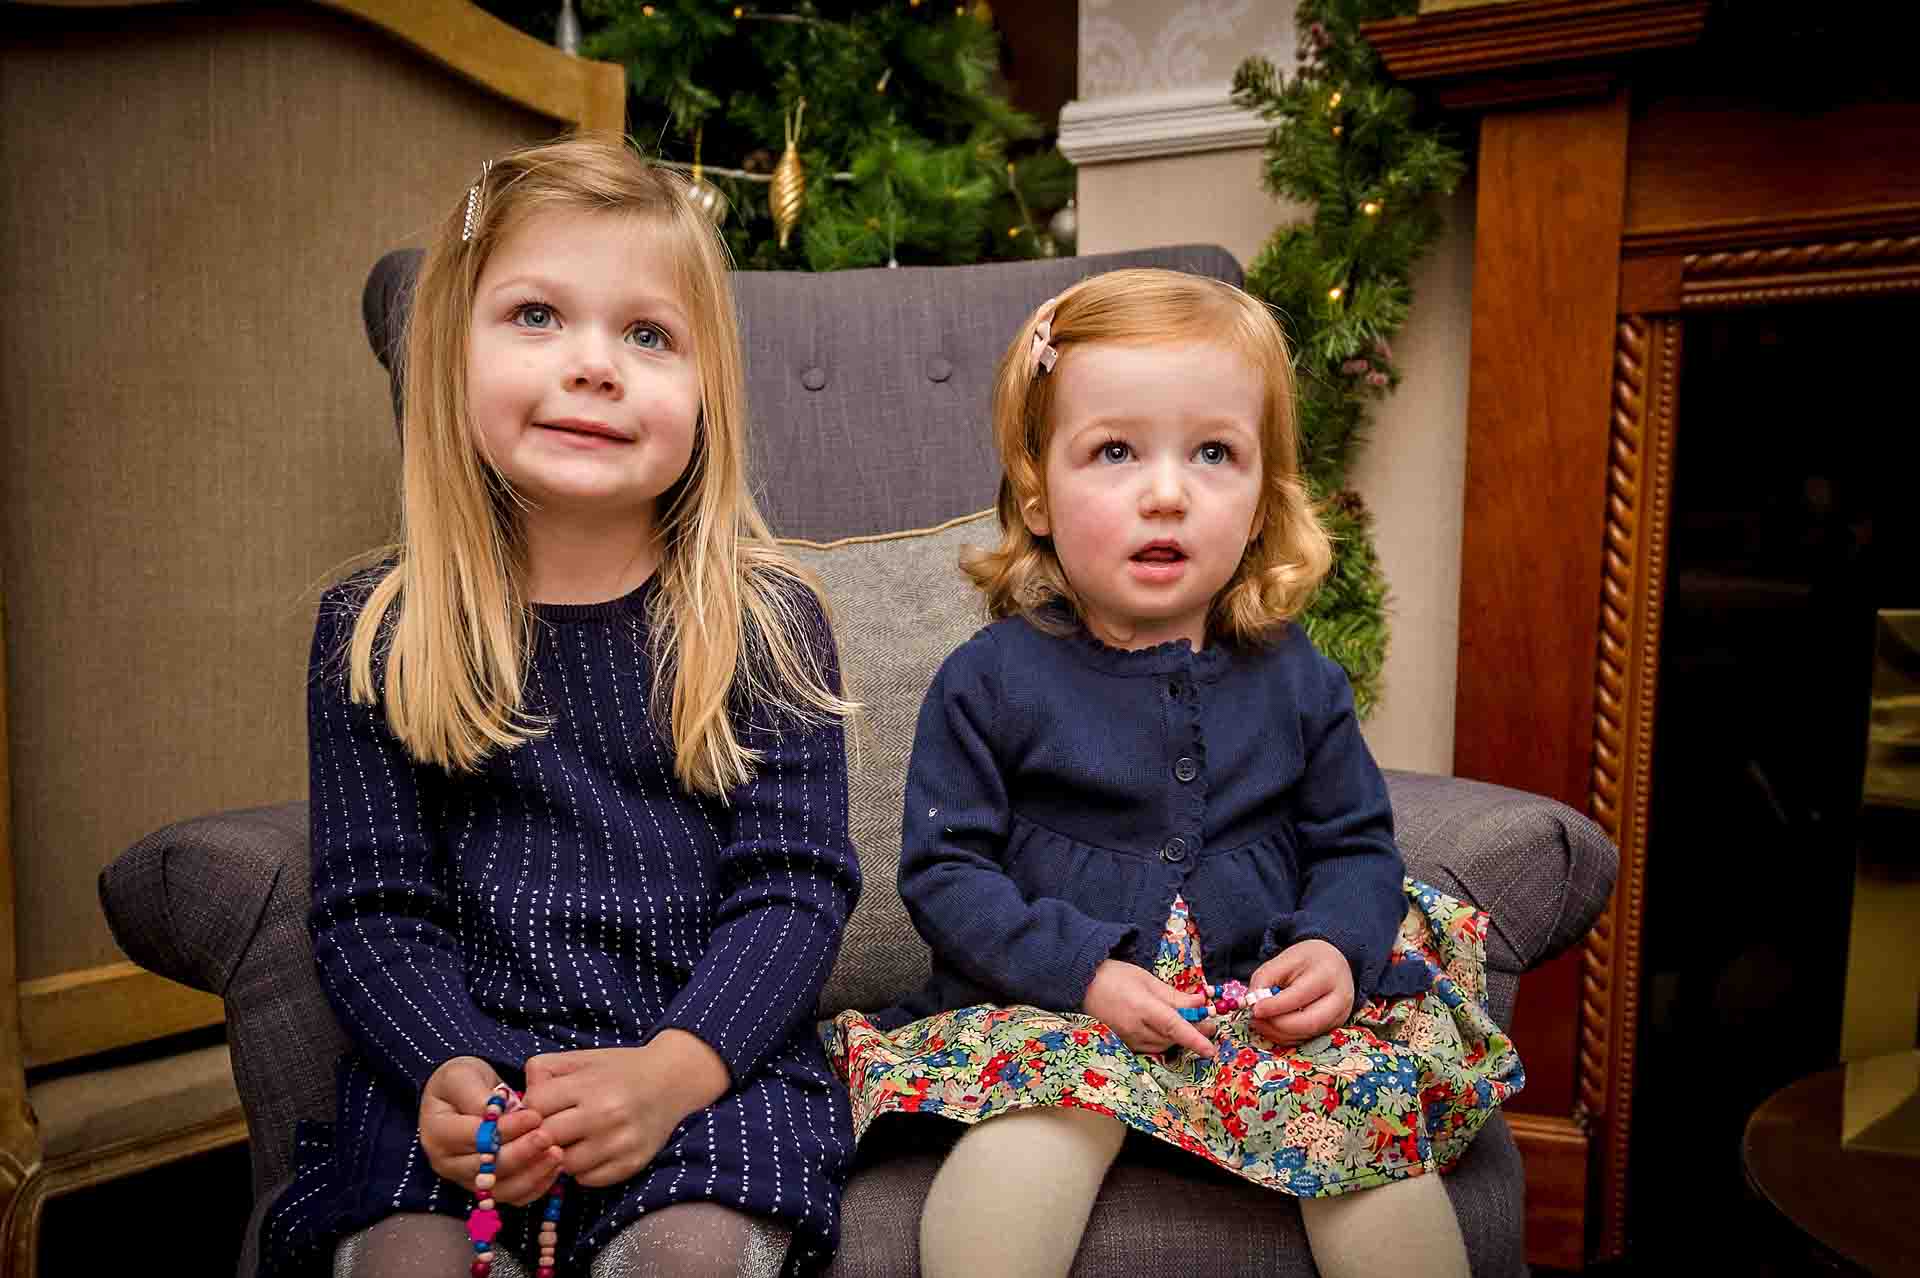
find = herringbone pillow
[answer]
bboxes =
[786,511,995,1018]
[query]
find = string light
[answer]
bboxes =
[1328,285,1345,302]
[1363,200,1381,216]
[641,3,655,13]
[734,5,744,15]
[1329,91,1343,108]
[1332,124,1343,137]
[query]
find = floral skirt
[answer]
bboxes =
[822,879,1523,1198]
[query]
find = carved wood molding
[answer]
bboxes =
[1678,235,1920,309]
[1582,313,1679,1262]
[1366,0,1708,87]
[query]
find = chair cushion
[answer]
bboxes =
[828,1111,1524,1277]
[786,511,994,1018]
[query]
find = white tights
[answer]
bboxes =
[917,1107,1470,1278]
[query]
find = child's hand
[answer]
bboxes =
[1083,959,1218,1058]
[418,1055,563,1205]
[523,1031,730,1188]
[1248,939,1355,1047]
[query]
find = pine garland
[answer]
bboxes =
[1234,0,1466,717]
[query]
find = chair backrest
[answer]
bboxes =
[364,243,1244,541]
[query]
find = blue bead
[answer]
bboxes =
[478,1161,495,1175]
[1176,1006,1207,1022]
[475,1119,499,1154]
[475,1242,488,1254]
[545,1203,563,1221]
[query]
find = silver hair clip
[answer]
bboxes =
[461,159,494,243]
[1031,297,1060,375]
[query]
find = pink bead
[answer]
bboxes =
[538,1268,556,1278]
[467,1207,502,1244]
[472,1263,490,1278]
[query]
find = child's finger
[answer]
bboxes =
[494,1126,555,1175]
[492,1146,565,1205]
[1257,991,1345,1042]
[1154,1006,1218,1058]
[421,1111,480,1160]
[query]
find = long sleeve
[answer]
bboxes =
[896,635,1137,1014]
[306,584,526,1098]
[653,597,860,1085]
[1262,651,1408,1004]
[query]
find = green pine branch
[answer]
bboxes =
[1234,0,1467,714]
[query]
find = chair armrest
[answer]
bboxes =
[1384,770,1618,975]
[100,800,346,1202]
[99,802,307,997]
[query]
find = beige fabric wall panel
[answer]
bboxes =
[1,5,560,984]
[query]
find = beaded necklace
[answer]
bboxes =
[1176,979,1285,1022]
[468,1084,568,1278]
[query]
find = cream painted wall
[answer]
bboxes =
[1069,0,1474,775]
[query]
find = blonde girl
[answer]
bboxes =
[259,135,859,1278]
[826,269,1523,1278]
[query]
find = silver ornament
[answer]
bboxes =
[555,0,580,55]
[689,176,729,224]
[1048,198,1077,254]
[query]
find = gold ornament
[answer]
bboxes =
[688,127,728,225]
[770,98,808,250]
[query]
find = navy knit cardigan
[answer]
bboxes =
[883,615,1424,1030]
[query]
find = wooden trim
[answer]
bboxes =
[1622,203,1920,257]
[319,0,625,133]
[0,585,35,1235]
[1584,313,1680,1263]
[18,964,224,1071]
[1365,0,1708,86]
[1510,1112,1590,1272]
[24,0,626,132]
[1677,236,1920,309]
[2,1110,247,1278]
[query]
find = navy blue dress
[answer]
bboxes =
[257,573,859,1276]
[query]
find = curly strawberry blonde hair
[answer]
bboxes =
[964,267,1332,644]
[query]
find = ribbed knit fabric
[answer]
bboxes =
[257,572,859,1277]
[884,613,1416,1030]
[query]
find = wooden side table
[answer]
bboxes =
[1742,1063,1920,1276]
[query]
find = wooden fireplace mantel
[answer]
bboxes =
[1360,0,1920,1268]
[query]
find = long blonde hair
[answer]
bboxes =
[348,134,850,795]
[966,268,1332,642]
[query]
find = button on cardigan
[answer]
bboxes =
[258,573,859,1276]
[882,614,1421,1030]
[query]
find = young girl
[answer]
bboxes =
[826,269,1523,1278]
[259,136,860,1278]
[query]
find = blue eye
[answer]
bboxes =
[628,323,669,350]
[1097,440,1131,464]
[1196,441,1231,465]
[511,302,555,329]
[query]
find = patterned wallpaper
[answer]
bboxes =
[1080,0,1297,99]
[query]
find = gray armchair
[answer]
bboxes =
[101,245,1616,1276]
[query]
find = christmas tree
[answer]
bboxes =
[1234,0,1466,715]
[481,1,1073,270]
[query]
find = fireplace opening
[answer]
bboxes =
[1628,295,1920,1246]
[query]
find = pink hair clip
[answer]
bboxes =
[1030,297,1060,375]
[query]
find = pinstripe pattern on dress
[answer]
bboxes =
[258,574,858,1277]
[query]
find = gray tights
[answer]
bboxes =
[333,1202,791,1278]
